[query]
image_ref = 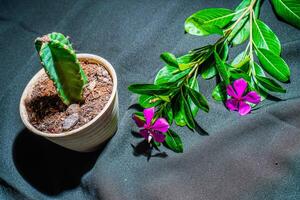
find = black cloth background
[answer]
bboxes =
[1,0,300,199]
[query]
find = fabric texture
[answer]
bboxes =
[1,0,300,199]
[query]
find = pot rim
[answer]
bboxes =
[19,53,118,138]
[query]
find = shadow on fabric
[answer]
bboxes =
[13,129,106,196]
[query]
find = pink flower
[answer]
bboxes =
[132,107,169,143]
[226,78,261,116]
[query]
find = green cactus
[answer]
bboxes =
[35,32,88,105]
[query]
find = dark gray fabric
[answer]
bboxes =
[1,0,300,199]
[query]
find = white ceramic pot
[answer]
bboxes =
[20,53,118,152]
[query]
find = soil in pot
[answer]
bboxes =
[25,61,113,134]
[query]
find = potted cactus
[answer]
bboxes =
[20,32,118,152]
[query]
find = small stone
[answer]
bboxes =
[88,80,96,91]
[103,77,109,83]
[102,70,108,76]
[66,104,81,115]
[63,113,79,130]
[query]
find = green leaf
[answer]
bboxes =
[256,75,286,93]
[160,52,179,68]
[214,50,230,85]
[177,53,197,63]
[254,0,262,18]
[253,62,265,76]
[212,82,227,101]
[232,18,250,46]
[185,8,235,36]
[253,19,281,55]
[256,48,290,82]
[188,76,200,117]
[138,95,162,108]
[173,94,187,127]
[231,0,261,46]
[163,103,173,124]
[182,92,195,129]
[217,41,229,61]
[271,0,300,29]
[35,33,87,105]
[230,70,251,82]
[128,84,171,95]
[199,51,216,79]
[201,65,217,79]
[231,51,250,70]
[234,0,251,17]
[154,66,190,85]
[177,53,199,71]
[186,86,209,112]
[178,63,194,71]
[164,129,183,153]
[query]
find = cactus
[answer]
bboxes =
[35,32,88,105]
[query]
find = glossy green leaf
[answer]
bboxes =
[217,41,229,61]
[160,52,179,68]
[201,65,217,79]
[231,51,250,70]
[234,0,251,18]
[128,84,171,95]
[154,66,190,85]
[185,8,235,36]
[177,53,198,71]
[164,129,183,153]
[199,51,216,79]
[232,18,250,46]
[182,93,195,129]
[178,63,194,71]
[271,0,300,29]
[253,62,265,76]
[177,53,197,63]
[256,75,286,93]
[212,82,227,101]
[254,0,262,18]
[231,0,261,46]
[138,95,162,108]
[256,48,290,82]
[253,19,281,55]
[186,86,209,112]
[230,70,251,82]
[188,76,200,117]
[173,94,187,127]
[163,103,173,124]
[214,50,230,85]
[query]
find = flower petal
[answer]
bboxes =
[144,107,155,126]
[233,78,248,98]
[243,91,261,104]
[227,85,237,98]
[151,118,169,133]
[226,99,239,111]
[139,129,149,140]
[132,114,145,127]
[238,101,251,116]
[151,131,166,143]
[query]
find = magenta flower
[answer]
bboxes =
[132,107,169,143]
[226,78,261,116]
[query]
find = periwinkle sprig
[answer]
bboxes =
[129,0,300,153]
